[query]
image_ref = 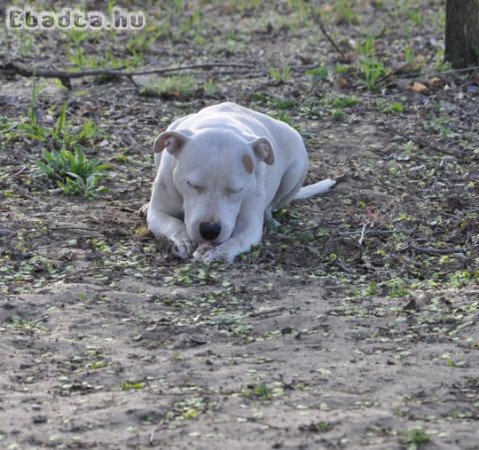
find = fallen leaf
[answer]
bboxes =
[338,77,348,89]
[427,77,442,88]
[408,81,428,94]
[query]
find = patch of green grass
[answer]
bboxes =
[164,265,230,287]
[63,29,101,45]
[91,238,112,254]
[404,46,416,64]
[203,80,218,96]
[89,361,108,369]
[273,112,295,127]
[250,93,298,110]
[390,102,405,113]
[408,9,423,27]
[364,281,379,296]
[6,316,46,331]
[331,95,360,108]
[121,381,145,390]
[357,36,376,57]
[331,109,345,121]
[138,75,198,99]
[376,99,405,114]
[242,383,271,399]
[68,47,143,71]
[306,64,330,83]
[386,278,410,298]
[0,116,18,139]
[18,87,101,148]
[406,427,430,450]
[335,0,358,25]
[269,66,292,82]
[34,147,110,197]
[166,397,206,421]
[11,29,36,56]
[424,117,457,139]
[448,270,479,288]
[360,57,388,91]
[13,86,109,197]
[433,48,452,72]
[126,23,166,54]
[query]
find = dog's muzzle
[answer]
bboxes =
[199,222,221,241]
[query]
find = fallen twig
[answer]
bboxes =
[358,223,368,247]
[311,12,345,58]
[249,306,287,317]
[333,258,352,274]
[376,62,411,84]
[0,61,256,85]
[409,246,466,255]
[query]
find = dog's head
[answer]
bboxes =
[153,128,275,245]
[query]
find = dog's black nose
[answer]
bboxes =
[199,222,221,241]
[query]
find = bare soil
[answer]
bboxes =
[0,1,478,449]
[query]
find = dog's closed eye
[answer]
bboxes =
[187,180,205,193]
[225,187,243,196]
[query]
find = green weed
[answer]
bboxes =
[121,381,145,390]
[335,0,357,25]
[406,427,430,450]
[331,95,360,108]
[433,48,452,72]
[68,47,143,71]
[332,109,345,121]
[126,23,166,54]
[357,36,376,56]
[424,117,457,139]
[408,9,423,26]
[138,75,198,99]
[306,64,330,83]
[269,66,292,82]
[7,316,46,332]
[360,57,388,91]
[34,147,110,197]
[63,29,100,45]
[17,86,101,149]
[242,383,271,399]
[273,112,295,127]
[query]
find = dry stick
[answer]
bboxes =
[376,62,411,84]
[395,64,479,79]
[358,223,368,247]
[409,246,466,255]
[249,306,287,317]
[313,14,345,58]
[0,61,256,81]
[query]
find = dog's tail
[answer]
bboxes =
[293,178,336,200]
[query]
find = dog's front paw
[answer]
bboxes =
[138,202,149,217]
[171,233,195,260]
[193,243,215,261]
[199,244,238,264]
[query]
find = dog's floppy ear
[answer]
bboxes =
[153,130,191,155]
[251,137,275,165]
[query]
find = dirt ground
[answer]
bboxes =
[0,1,478,449]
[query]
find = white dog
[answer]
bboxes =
[142,102,335,263]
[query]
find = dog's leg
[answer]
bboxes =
[147,181,194,259]
[138,202,149,217]
[264,208,280,228]
[147,208,195,259]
